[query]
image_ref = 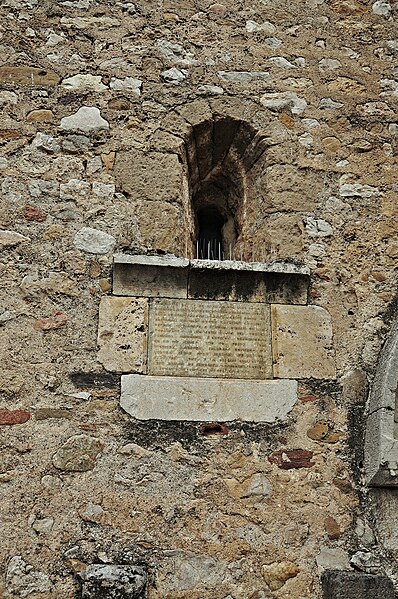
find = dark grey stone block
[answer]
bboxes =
[322,570,394,599]
[80,564,147,599]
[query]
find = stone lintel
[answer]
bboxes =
[120,375,297,422]
[114,253,190,269]
[190,258,310,275]
[188,268,309,304]
[113,255,189,298]
[112,253,309,302]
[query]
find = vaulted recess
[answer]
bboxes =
[182,113,267,261]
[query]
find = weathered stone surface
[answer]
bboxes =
[52,435,103,471]
[262,561,299,591]
[35,408,71,420]
[161,67,188,83]
[148,299,273,379]
[60,107,109,132]
[156,38,198,66]
[74,227,116,254]
[80,564,147,599]
[268,449,315,469]
[26,109,54,122]
[109,77,142,94]
[0,230,30,248]
[316,547,351,573]
[120,375,297,422]
[61,74,107,92]
[0,66,60,86]
[321,570,394,598]
[6,556,52,597]
[34,310,68,331]
[188,267,309,304]
[113,254,189,298]
[218,71,271,83]
[97,296,147,373]
[0,410,30,425]
[271,305,336,379]
[260,91,307,114]
[114,150,183,203]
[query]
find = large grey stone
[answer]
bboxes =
[6,556,52,597]
[321,570,394,599]
[60,107,109,132]
[148,299,273,379]
[61,74,107,92]
[80,564,147,599]
[120,375,297,422]
[260,91,307,114]
[74,227,116,254]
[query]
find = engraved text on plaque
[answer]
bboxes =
[148,299,272,379]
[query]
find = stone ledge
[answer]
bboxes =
[120,375,297,422]
[113,254,309,303]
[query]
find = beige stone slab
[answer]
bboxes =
[121,375,297,422]
[148,299,272,379]
[97,297,147,373]
[271,305,336,379]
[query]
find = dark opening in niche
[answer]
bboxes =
[197,206,225,260]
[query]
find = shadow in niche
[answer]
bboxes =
[184,113,265,261]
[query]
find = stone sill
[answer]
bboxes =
[113,253,310,304]
[113,253,309,275]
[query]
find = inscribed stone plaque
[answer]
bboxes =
[148,299,272,379]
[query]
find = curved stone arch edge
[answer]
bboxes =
[365,318,398,486]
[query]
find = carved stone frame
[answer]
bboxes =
[365,318,398,486]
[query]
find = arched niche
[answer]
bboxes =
[181,109,267,261]
[365,315,398,486]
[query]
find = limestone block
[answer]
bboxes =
[263,165,325,212]
[114,150,184,203]
[120,375,297,422]
[98,297,148,373]
[271,305,336,379]
[321,571,394,599]
[113,254,189,298]
[0,66,60,86]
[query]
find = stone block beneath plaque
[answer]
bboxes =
[121,375,297,422]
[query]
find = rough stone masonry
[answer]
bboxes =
[0,0,398,597]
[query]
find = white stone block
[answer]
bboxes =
[120,375,297,422]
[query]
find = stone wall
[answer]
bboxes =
[0,0,398,597]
